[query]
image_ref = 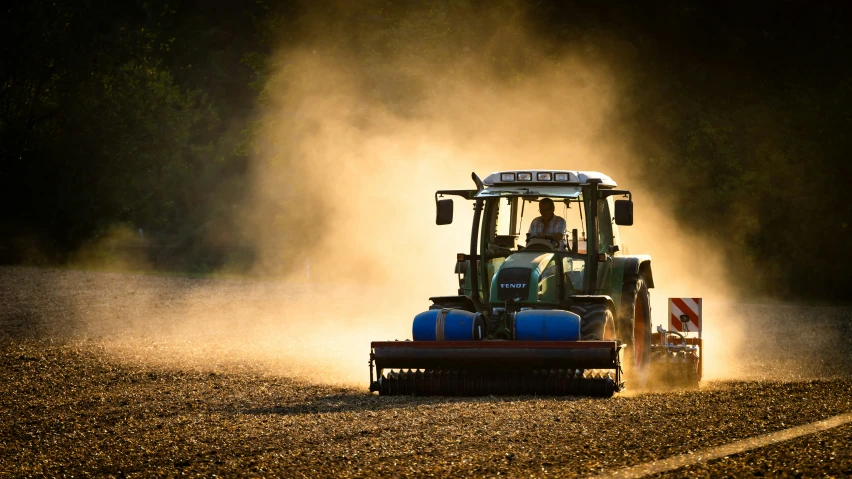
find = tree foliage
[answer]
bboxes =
[0,0,255,270]
[1,0,850,298]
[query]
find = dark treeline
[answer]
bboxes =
[0,0,261,270]
[1,1,850,299]
[532,2,852,300]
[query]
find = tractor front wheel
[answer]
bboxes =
[571,304,615,340]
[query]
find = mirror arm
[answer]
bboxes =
[435,190,477,202]
[600,189,632,201]
[435,190,477,217]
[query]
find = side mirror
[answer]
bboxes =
[614,199,633,226]
[436,198,454,225]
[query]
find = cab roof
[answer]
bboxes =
[482,170,617,188]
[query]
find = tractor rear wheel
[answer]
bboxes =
[619,275,652,377]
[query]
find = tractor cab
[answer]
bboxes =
[435,170,634,308]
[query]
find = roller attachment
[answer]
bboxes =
[372,369,617,397]
[369,340,623,397]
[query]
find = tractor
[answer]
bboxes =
[369,170,702,396]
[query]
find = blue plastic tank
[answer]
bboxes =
[412,309,484,341]
[513,310,581,341]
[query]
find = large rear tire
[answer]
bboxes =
[619,276,652,378]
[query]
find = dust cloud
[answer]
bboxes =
[237,1,747,384]
[60,1,798,387]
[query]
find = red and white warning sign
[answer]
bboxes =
[668,298,702,334]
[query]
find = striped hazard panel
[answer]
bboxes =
[668,298,702,333]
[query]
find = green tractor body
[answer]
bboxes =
[369,170,700,396]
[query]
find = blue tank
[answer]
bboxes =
[513,310,581,341]
[412,309,484,341]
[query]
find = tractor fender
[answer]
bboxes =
[622,255,654,288]
[428,295,477,312]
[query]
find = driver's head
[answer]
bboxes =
[539,198,555,221]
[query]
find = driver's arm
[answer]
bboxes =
[549,216,567,242]
[526,218,539,242]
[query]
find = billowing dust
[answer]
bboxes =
[61,2,821,387]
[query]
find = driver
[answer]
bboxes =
[526,198,567,249]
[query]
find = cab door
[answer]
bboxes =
[595,198,616,292]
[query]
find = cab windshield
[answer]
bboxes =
[466,186,623,301]
[482,194,589,254]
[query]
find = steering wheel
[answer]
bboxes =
[524,238,557,251]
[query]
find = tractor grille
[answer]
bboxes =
[495,267,533,301]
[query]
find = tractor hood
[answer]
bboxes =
[489,252,555,303]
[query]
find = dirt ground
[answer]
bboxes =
[1,266,851,478]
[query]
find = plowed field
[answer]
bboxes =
[2,267,850,478]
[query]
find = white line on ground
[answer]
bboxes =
[590,412,852,479]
